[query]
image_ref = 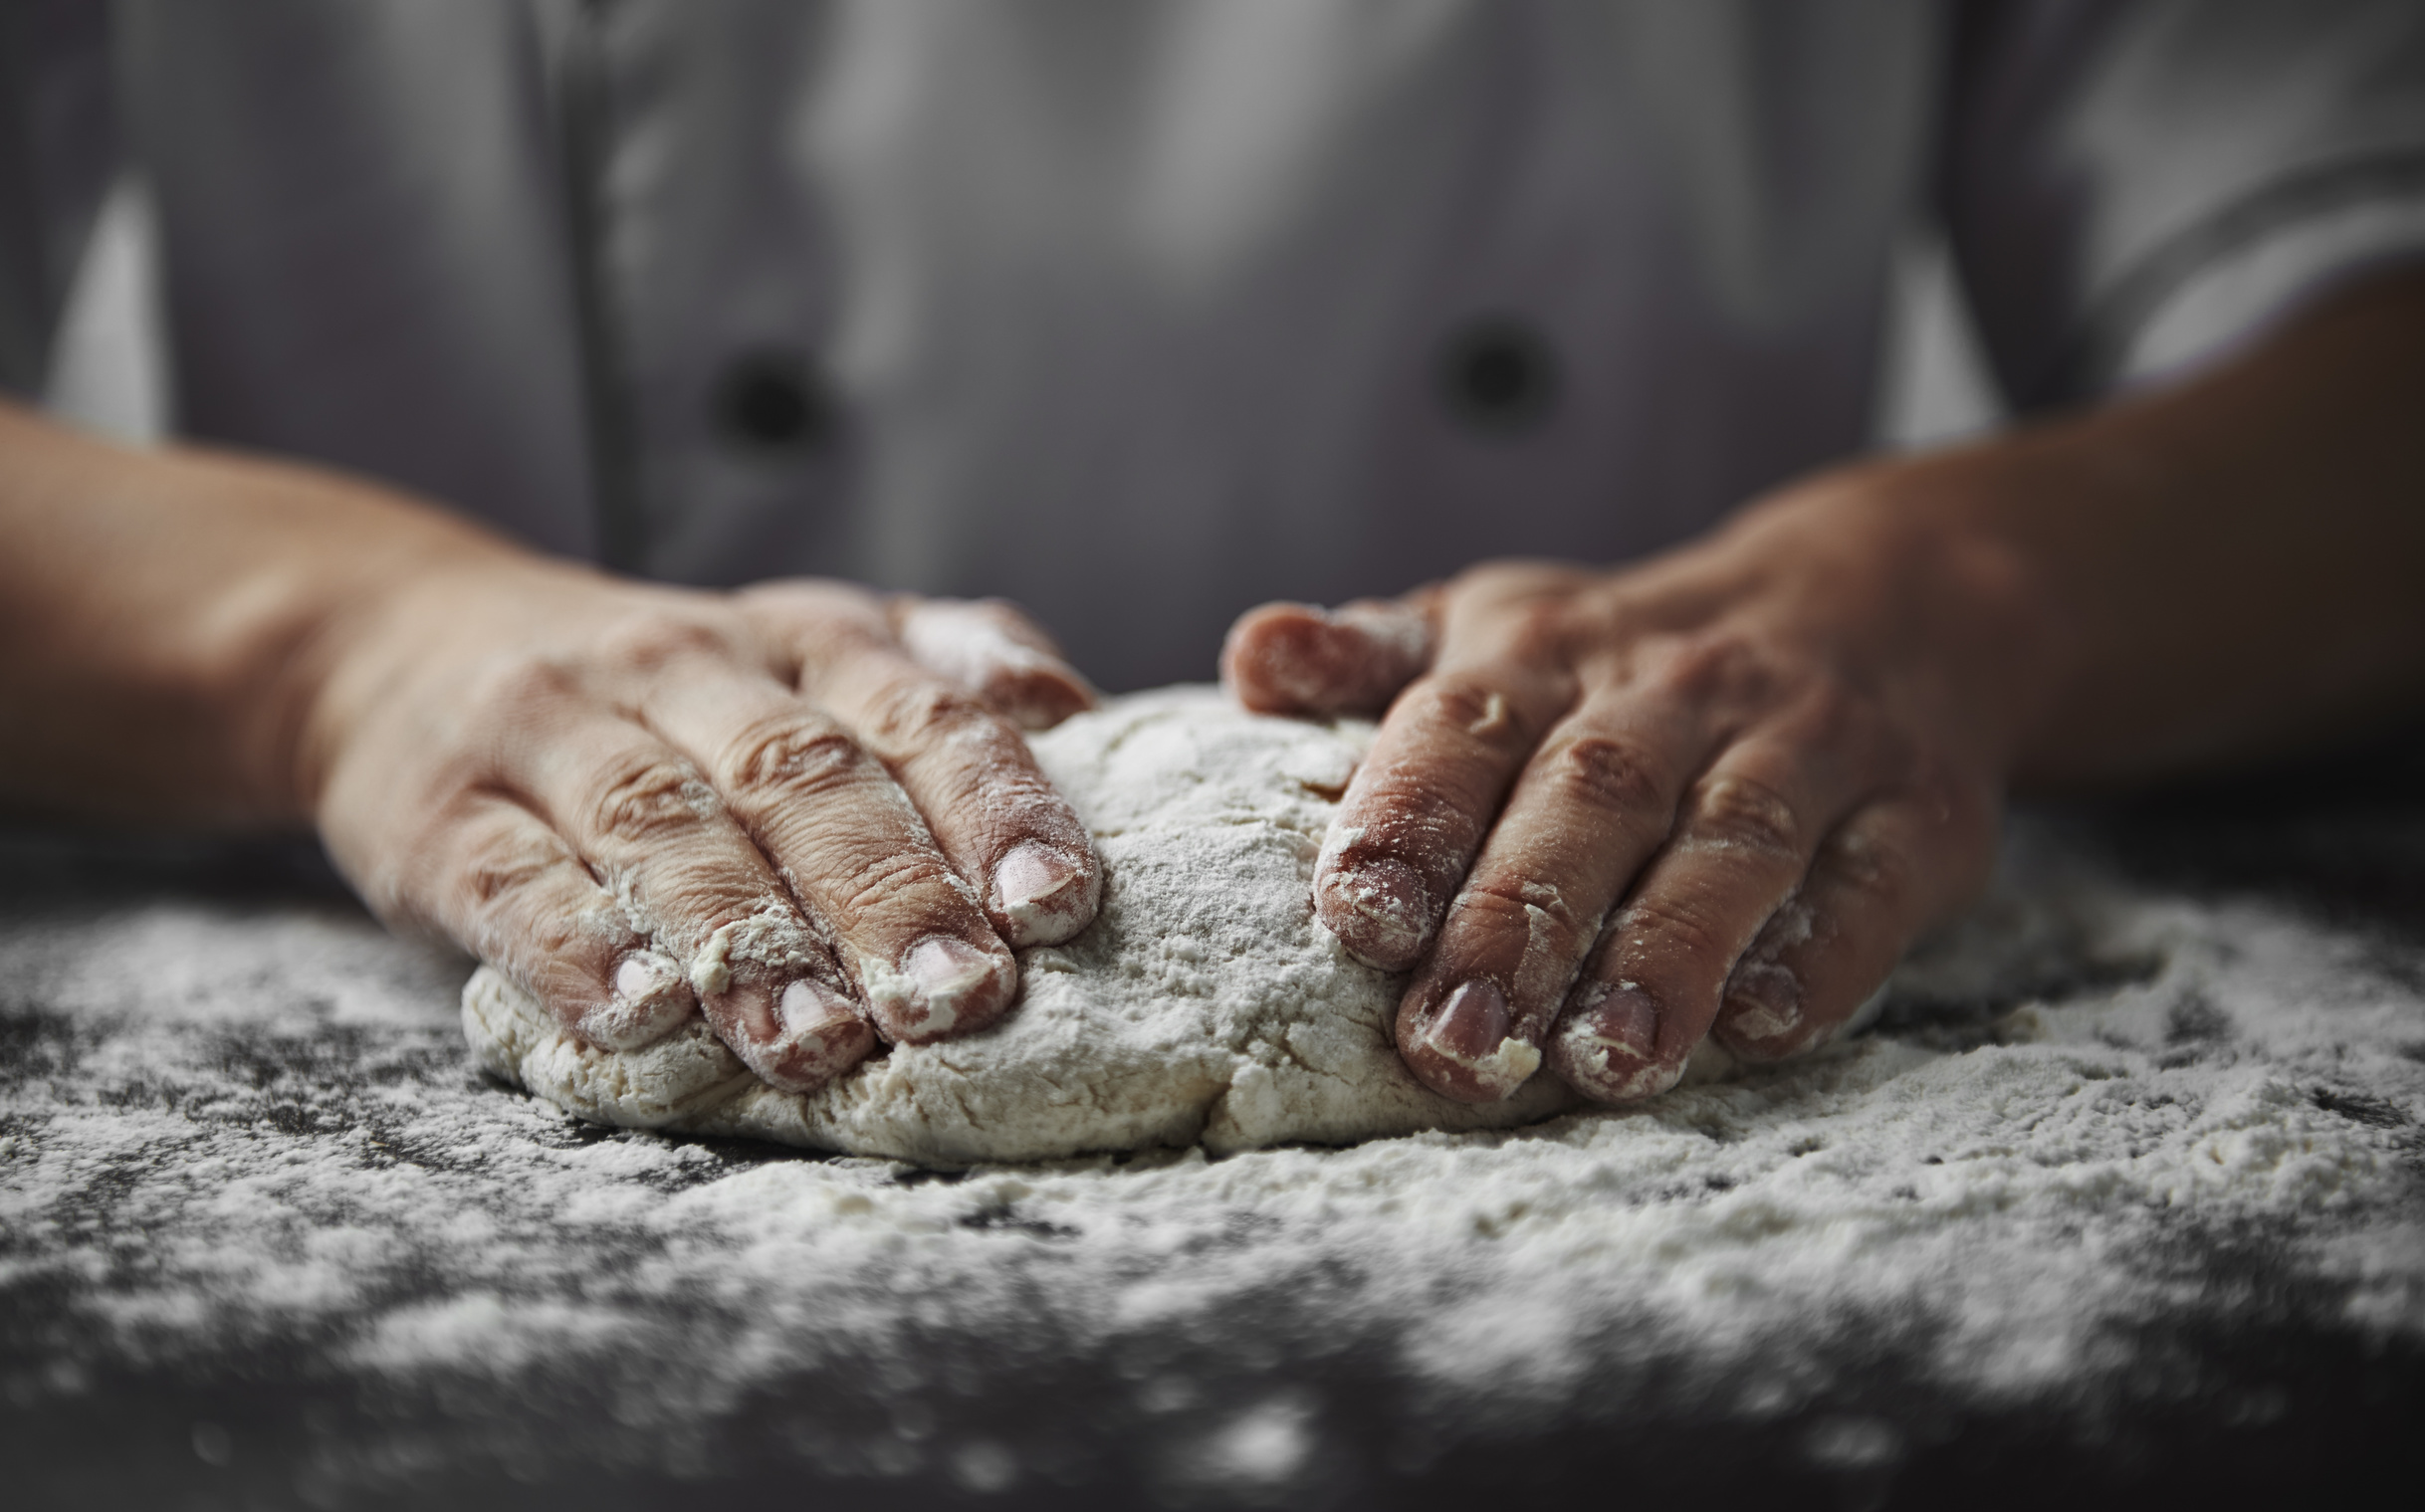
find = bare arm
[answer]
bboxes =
[0,403,1102,1084]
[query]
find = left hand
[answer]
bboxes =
[1221,472,2050,1103]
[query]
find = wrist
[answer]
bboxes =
[284,537,573,823]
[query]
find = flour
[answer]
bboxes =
[464,688,1585,1163]
[3,736,2424,1496]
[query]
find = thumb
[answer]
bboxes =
[1220,591,1438,719]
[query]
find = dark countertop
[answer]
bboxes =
[4,776,2424,1511]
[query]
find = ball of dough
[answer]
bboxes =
[463,688,1578,1165]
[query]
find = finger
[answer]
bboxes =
[640,662,1021,1043]
[892,595,1096,731]
[511,700,877,1090]
[406,789,695,1051]
[760,588,1102,948]
[1312,583,1578,971]
[1713,783,1996,1062]
[1389,690,1712,1101]
[1221,593,1437,718]
[1546,713,1900,1102]
[808,638,1102,950]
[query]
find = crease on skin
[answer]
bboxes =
[688,902,827,999]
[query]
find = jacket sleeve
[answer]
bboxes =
[0,0,118,399]
[1942,0,2425,412]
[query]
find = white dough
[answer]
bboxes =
[463,687,1637,1165]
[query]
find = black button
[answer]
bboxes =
[713,348,832,453]
[1440,316,1558,434]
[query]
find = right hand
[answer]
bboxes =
[303,559,1101,1092]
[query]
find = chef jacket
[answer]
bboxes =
[4,0,2424,690]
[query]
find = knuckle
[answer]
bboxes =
[1541,734,1667,816]
[1817,826,1913,911]
[857,678,994,753]
[1788,683,1911,779]
[461,828,565,912]
[1415,674,1536,748]
[831,846,964,921]
[1616,889,1732,970]
[1497,601,1569,667]
[442,824,621,966]
[1653,633,1773,709]
[1447,875,1554,934]
[588,755,717,848]
[592,609,738,674]
[464,651,582,725]
[1445,872,1593,965]
[1686,772,1802,859]
[721,714,867,798]
[1783,680,1868,748]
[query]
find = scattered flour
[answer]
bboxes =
[2,712,2423,1493]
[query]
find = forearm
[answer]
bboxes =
[1775,265,2425,788]
[0,401,524,826]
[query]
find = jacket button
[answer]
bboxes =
[713,348,832,452]
[1441,316,1558,433]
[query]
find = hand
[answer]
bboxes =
[1222,475,2048,1104]
[305,561,1101,1091]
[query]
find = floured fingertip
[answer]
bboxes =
[1222,600,1428,719]
[573,950,696,1050]
[860,935,1019,1043]
[1402,979,1543,1102]
[1715,960,1806,1059]
[900,600,1096,730]
[713,976,878,1094]
[1548,981,1684,1102]
[992,840,1101,947]
[1314,852,1433,971]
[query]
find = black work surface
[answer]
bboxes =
[3,782,2423,1511]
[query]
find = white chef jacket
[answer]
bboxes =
[5,1,2424,690]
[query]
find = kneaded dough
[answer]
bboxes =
[464,687,1581,1165]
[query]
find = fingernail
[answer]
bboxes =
[1551,982,1679,1102]
[615,951,680,1003]
[1593,983,1659,1058]
[577,951,692,1049]
[1723,963,1803,1045]
[993,841,1095,945]
[1418,979,1542,1102]
[743,979,876,1093]
[1424,979,1510,1061]
[776,978,863,1040]
[1316,853,1432,971]
[868,935,1012,1042]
